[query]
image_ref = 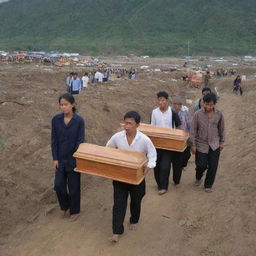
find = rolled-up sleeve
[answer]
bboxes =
[189,112,198,147]
[218,113,225,143]
[146,139,157,168]
[172,111,182,128]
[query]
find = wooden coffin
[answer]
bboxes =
[138,123,189,152]
[73,143,148,185]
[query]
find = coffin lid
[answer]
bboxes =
[73,143,148,169]
[138,123,189,140]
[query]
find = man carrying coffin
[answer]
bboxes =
[151,91,183,195]
[106,111,157,243]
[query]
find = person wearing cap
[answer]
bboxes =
[172,96,192,171]
[151,91,183,195]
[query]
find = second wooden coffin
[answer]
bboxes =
[138,123,189,152]
[73,143,148,185]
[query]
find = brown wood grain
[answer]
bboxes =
[73,143,148,184]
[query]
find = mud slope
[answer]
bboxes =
[0,68,255,256]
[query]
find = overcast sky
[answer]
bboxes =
[0,0,10,3]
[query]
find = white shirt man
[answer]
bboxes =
[151,91,182,195]
[151,106,173,128]
[107,130,156,169]
[95,71,104,83]
[106,111,156,243]
[82,75,89,88]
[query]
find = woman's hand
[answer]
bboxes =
[53,160,59,170]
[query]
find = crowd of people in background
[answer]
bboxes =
[66,66,245,98]
[65,69,137,94]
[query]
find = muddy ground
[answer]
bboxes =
[0,64,255,256]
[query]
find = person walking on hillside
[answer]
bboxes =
[95,70,104,83]
[82,72,89,89]
[190,93,225,192]
[51,93,85,220]
[193,87,212,113]
[151,91,183,195]
[106,111,156,243]
[172,96,192,171]
[204,71,211,88]
[69,72,82,95]
[66,72,73,92]
[233,75,243,95]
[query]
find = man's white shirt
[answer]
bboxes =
[95,71,104,82]
[151,106,173,128]
[82,76,89,88]
[106,130,157,169]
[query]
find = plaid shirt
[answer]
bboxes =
[190,108,225,153]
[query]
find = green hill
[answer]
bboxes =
[0,0,256,56]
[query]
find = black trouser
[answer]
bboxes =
[195,148,220,188]
[154,149,183,189]
[71,90,79,95]
[181,146,191,168]
[233,85,243,95]
[112,180,145,235]
[54,167,81,215]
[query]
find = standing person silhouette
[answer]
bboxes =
[190,93,225,192]
[106,111,156,243]
[51,93,85,220]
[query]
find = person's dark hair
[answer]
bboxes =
[202,87,211,94]
[84,72,88,76]
[203,93,217,104]
[157,91,169,99]
[59,93,76,113]
[124,111,141,124]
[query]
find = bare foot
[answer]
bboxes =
[59,210,67,218]
[158,189,167,195]
[109,234,119,243]
[128,222,137,230]
[205,188,213,193]
[69,213,80,221]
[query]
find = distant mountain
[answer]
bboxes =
[0,0,256,56]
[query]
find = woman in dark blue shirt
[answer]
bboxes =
[51,93,85,221]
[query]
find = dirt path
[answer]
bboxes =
[1,71,255,256]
